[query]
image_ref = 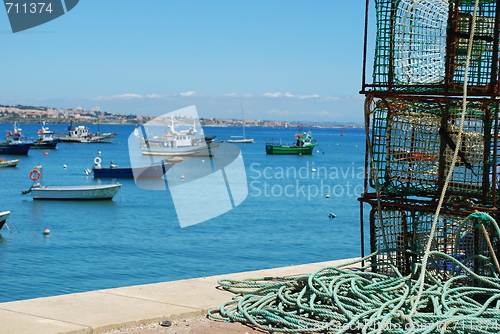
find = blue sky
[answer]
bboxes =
[0,1,374,122]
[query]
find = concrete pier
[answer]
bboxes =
[0,257,359,334]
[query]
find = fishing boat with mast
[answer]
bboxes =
[265,129,317,155]
[0,123,32,155]
[55,122,117,143]
[140,119,222,156]
[31,122,60,149]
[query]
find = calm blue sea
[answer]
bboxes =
[0,123,368,303]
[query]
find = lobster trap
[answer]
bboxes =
[362,0,500,96]
[366,96,500,206]
[362,197,500,280]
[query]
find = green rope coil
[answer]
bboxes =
[208,248,500,333]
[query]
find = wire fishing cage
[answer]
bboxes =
[366,96,500,206]
[362,0,500,96]
[364,198,500,281]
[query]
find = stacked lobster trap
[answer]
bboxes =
[359,0,500,277]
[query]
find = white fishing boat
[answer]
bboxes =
[0,211,10,229]
[22,168,122,200]
[56,123,116,143]
[140,120,221,156]
[0,158,19,167]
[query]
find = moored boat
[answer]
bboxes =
[140,120,222,156]
[89,152,174,178]
[265,130,317,155]
[0,158,19,167]
[0,123,33,155]
[55,123,117,143]
[31,122,60,149]
[29,183,122,200]
[0,211,10,230]
[22,168,122,200]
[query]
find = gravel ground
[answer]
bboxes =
[101,315,269,334]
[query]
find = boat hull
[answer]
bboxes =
[227,138,255,143]
[0,159,19,167]
[31,184,122,200]
[0,143,31,155]
[31,140,59,149]
[265,144,316,155]
[141,142,222,156]
[0,211,10,230]
[93,164,172,178]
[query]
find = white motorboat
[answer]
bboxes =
[23,167,122,200]
[0,211,10,229]
[0,158,19,167]
[28,183,122,200]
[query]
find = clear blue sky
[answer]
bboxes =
[0,1,374,122]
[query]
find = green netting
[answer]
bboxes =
[370,205,500,280]
[368,97,495,201]
[370,0,499,94]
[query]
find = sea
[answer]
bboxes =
[0,123,369,303]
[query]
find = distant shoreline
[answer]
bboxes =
[0,118,364,129]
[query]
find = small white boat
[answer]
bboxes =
[227,104,255,143]
[23,168,122,200]
[29,183,122,200]
[0,211,10,229]
[0,158,19,167]
[227,137,255,143]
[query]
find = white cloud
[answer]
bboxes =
[263,92,320,99]
[180,91,197,97]
[93,93,143,101]
[263,92,282,98]
[146,94,167,99]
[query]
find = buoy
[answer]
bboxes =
[311,168,317,172]
[326,195,330,198]
[329,213,337,219]
[63,165,67,169]
[202,160,205,163]
[181,175,185,180]
[44,152,49,156]
[43,228,50,234]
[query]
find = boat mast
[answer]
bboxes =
[241,101,246,139]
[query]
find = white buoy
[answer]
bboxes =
[326,195,330,198]
[311,168,317,172]
[63,165,67,169]
[181,175,185,180]
[202,160,205,163]
[43,228,50,234]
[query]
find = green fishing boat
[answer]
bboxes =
[265,130,317,155]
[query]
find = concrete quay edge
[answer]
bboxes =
[0,257,361,334]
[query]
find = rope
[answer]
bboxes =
[409,0,481,322]
[208,238,500,333]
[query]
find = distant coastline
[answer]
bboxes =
[0,104,364,129]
